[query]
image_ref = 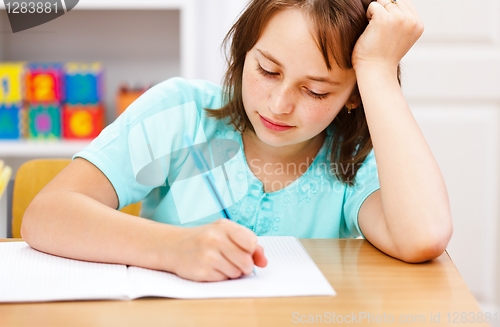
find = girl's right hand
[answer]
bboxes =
[168,219,268,281]
[352,0,423,72]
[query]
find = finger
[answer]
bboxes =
[220,239,255,275]
[211,251,245,279]
[253,245,268,268]
[397,0,424,26]
[199,269,227,282]
[366,1,387,20]
[389,0,416,16]
[223,220,258,254]
[379,0,419,24]
[380,0,424,36]
[376,0,401,13]
[182,253,230,282]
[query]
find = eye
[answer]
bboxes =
[257,65,279,78]
[306,89,330,100]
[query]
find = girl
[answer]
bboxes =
[22,0,452,282]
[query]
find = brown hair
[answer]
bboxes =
[206,0,400,185]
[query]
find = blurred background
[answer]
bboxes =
[0,0,498,320]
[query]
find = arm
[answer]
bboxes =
[354,0,452,262]
[22,158,266,281]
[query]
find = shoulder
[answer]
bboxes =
[116,78,224,125]
[153,77,223,106]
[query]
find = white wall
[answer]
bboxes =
[189,0,248,83]
[403,0,500,316]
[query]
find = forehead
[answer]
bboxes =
[254,8,349,77]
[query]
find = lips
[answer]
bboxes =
[259,115,294,132]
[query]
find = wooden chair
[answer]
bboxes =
[11,158,141,238]
[0,160,12,199]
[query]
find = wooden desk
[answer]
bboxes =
[0,239,492,326]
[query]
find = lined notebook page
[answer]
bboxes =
[127,236,335,299]
[0,242,128,302]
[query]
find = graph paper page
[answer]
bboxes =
[0,242,128,302]
[128,236,335,299]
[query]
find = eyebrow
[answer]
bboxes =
[256,49,342,86]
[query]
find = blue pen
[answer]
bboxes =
[184,136,231,219]
[184,137,256,275]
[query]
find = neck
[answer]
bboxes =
[242,130,326,164]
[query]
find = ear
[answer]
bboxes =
[345,84,361,108]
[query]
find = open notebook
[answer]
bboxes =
[0,236,335,302]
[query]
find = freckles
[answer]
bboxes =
[310,104,331,114]
[301,105,322,122]
[249,75,261,93]
[242,73,253,99]
[242,73,267,115]
[306,104,339,124]
[249,76,268,101]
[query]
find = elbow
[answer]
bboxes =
[20,195,42,243]
[399,239,450,263]
[398,220,453,263]
[20,215,33,243]
[20,203,33,242]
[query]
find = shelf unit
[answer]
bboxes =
[0,0,198,77]
[0,140,90,157]
[0,0,197,164]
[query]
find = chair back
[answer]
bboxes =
[11,158,141,238]
[0,160,12,198]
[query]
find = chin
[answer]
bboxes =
[254,128,298,147]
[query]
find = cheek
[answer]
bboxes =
[304,88,354,125]
[242,67,268,109]
[303,104,341,126]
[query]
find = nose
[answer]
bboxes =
[269,82,295,115]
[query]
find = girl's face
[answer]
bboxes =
[242,8,359,149]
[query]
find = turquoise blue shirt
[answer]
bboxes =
[75,77,380,238]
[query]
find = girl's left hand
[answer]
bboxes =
[352,0,424,72]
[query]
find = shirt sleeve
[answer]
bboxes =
[73,77,218,210]
[73,84,167,209]
[341,150,380,238]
